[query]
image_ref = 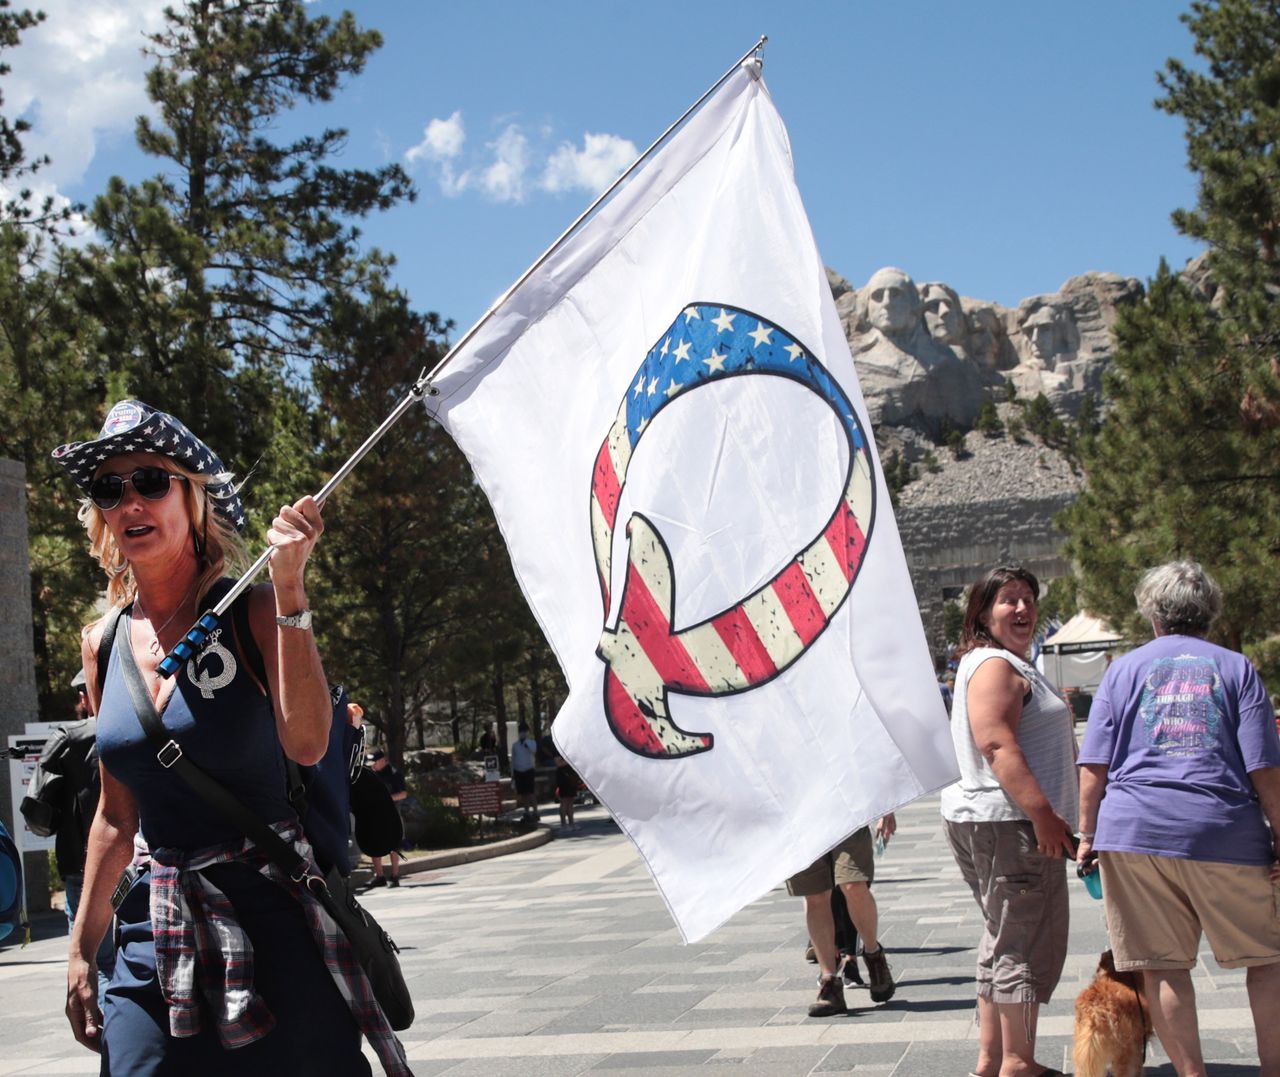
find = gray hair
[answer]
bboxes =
[1135,560,1223,637]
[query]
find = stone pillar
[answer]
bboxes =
[0,457,50,912]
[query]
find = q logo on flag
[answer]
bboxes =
[590,303,877,759]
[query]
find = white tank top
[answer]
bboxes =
[940,647,1078,826]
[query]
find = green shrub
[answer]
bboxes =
[403,779,476,850]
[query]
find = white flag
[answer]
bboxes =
[428,62,958,942]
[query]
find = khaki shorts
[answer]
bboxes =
[786,828,874,896]
[944,818,1069,1005]
[1101,851,1280,971]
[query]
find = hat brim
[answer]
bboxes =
[52,402,247,532]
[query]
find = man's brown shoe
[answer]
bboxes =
[807,974,846,1017]
[861,945,895,1003]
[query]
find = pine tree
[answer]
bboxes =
[0,5,108,717]
[309,287,460,766]
[1062,1,1280,654]
[975,399,1004,438]
[1061,259,1277,650]
[75,0,414,524]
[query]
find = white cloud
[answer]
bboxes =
[4,1,169,189]
[541,132,637,195]
[406,111,466,164]
[401,113,636,205]
[404,110,473,197]
[479,125,528,204]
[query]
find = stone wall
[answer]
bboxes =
[898,492,1077,653]
[0,458,48,911]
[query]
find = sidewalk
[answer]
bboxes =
[0,795,1266,1074]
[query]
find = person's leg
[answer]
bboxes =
[63,872,83,933]
[1246,961,1280,1077]
[976,822,1061,1075]
[1143,969,1206,1077]
[945,821,1002,1076]
[388,850,401,886]
[974,996,1003,1077]
[370,855,386,886]
[804,891,839,977]
[564,795,574,827]
[839,881,878,952]
[802,889,846,1017]
[993,1001,1041,1077]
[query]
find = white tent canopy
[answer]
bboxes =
[1039,613,1124,695]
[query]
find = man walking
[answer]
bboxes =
[788,815,897,1016]
[511,722,540,823]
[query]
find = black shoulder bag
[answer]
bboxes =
[112,608,414,1030]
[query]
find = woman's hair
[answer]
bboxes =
[79,461,250,609]
[1134,560,1222,637]
[954,564,1040,658]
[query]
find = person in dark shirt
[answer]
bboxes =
[553,752,581,833]
[366,750,407,887]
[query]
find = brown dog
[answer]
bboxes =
[1072,950,1153,1077]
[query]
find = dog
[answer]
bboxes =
[1072,949,1153,1077]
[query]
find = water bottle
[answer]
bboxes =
[1077,853,1103,900]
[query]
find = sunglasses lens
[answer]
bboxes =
[132,468,173,500]
[89,467,178,508]
[89,475,125,509]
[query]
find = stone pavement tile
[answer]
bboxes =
[587,1049,718,1069]
[438,1054,607,1076]
[380,1059,458,1076]
[743,1044,834,1069]
[888,1039,989,1076]
[0,1061,98,1076]
[667,1009,788,1028]
[812,1041,908,1070]
[445,1009,555,1037]
[404,1019,490,1042]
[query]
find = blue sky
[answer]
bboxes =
[11,2,1204,335]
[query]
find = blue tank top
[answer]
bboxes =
[96,598,294,850]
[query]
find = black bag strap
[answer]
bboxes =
[115,614,312,884]
[96,605,124,698]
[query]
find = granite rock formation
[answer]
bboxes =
[831,266,1143,428]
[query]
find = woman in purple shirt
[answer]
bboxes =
[1078,561,1280,1077]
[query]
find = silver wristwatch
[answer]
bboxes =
[275,609,313,631]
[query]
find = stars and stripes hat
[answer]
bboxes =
[51,399,247,532]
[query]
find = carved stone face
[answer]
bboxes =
[921,283,966,345]
[1023,308,1061,361]
[865,267,919,338]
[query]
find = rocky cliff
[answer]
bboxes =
[830,263,1146,650]
[831,265,1143,430]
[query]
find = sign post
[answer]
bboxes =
[457,782,502,836]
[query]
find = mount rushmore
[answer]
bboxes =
[833,263,1148,652]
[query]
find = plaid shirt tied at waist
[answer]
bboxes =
[150,822,410,1076]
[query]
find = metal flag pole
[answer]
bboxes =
[158,33,768,679]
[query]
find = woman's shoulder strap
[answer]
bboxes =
[94,606,129,697]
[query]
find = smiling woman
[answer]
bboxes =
[939,565,1079,1077]
[49,399,410,1075]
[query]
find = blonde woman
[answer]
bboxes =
[54,400,408,1075]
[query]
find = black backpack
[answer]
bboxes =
[19,720,99,877]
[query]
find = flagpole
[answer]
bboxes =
[157,34,768,678]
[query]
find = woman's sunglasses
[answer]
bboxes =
[89,467,188,510]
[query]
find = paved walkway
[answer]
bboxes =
[0,793,1265,1075]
